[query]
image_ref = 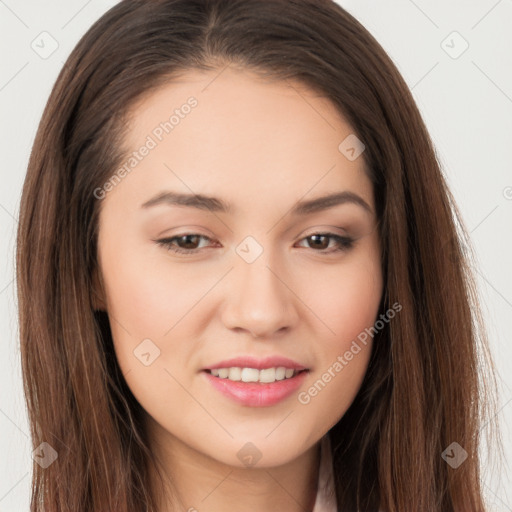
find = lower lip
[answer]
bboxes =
[202,370,309,407]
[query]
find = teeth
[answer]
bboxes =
[259,368,276,383]
[209,366,300,383]
[228,367,242,381]
[241,367,260,382]
[275,367,286,380]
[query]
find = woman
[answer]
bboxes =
[16,0,500,510]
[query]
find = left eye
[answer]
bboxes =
[156,232,354,255]
[296,233,354,252]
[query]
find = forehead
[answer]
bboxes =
[105,67,373,216]
[125,66,355,153]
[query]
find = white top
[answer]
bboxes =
[312,433,337,512]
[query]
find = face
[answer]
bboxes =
[95,67,383,469]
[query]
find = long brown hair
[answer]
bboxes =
[16,0,501,510]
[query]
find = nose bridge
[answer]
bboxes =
[221,239,299,337]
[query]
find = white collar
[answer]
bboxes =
[312,433,337,512]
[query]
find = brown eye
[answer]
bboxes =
[297,233,354,253]
[174,234,202,250]
[156,234,214,254]
[307,234,330,250]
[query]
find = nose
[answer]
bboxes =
[220,252,300,338]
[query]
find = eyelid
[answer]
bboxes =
[298,224,350,237]
[154,224,217,239]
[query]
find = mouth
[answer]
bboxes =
[204,367,309,384]
[202,366,310,407]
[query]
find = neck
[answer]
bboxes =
[145,417,321,512]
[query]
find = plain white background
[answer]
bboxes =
[0,0,511,509]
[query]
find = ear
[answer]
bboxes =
[91,266,107,311]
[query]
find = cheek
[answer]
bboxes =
[295,250,382,429]
[98,244,207,414]
[306,254,383,349]
[97,235,212,388]
[99,239,217,339]
[298,342,372,442]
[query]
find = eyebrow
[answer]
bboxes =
[141,190,373,216]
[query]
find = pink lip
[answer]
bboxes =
[203,356,308,371]
[202,369,309,407]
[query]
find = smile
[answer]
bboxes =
[208,366,303,383]
[202,368,309,407]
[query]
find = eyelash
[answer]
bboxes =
[155,232,354,255]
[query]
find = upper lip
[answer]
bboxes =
[203,356,308,371]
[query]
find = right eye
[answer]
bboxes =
[155,234,217,254]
